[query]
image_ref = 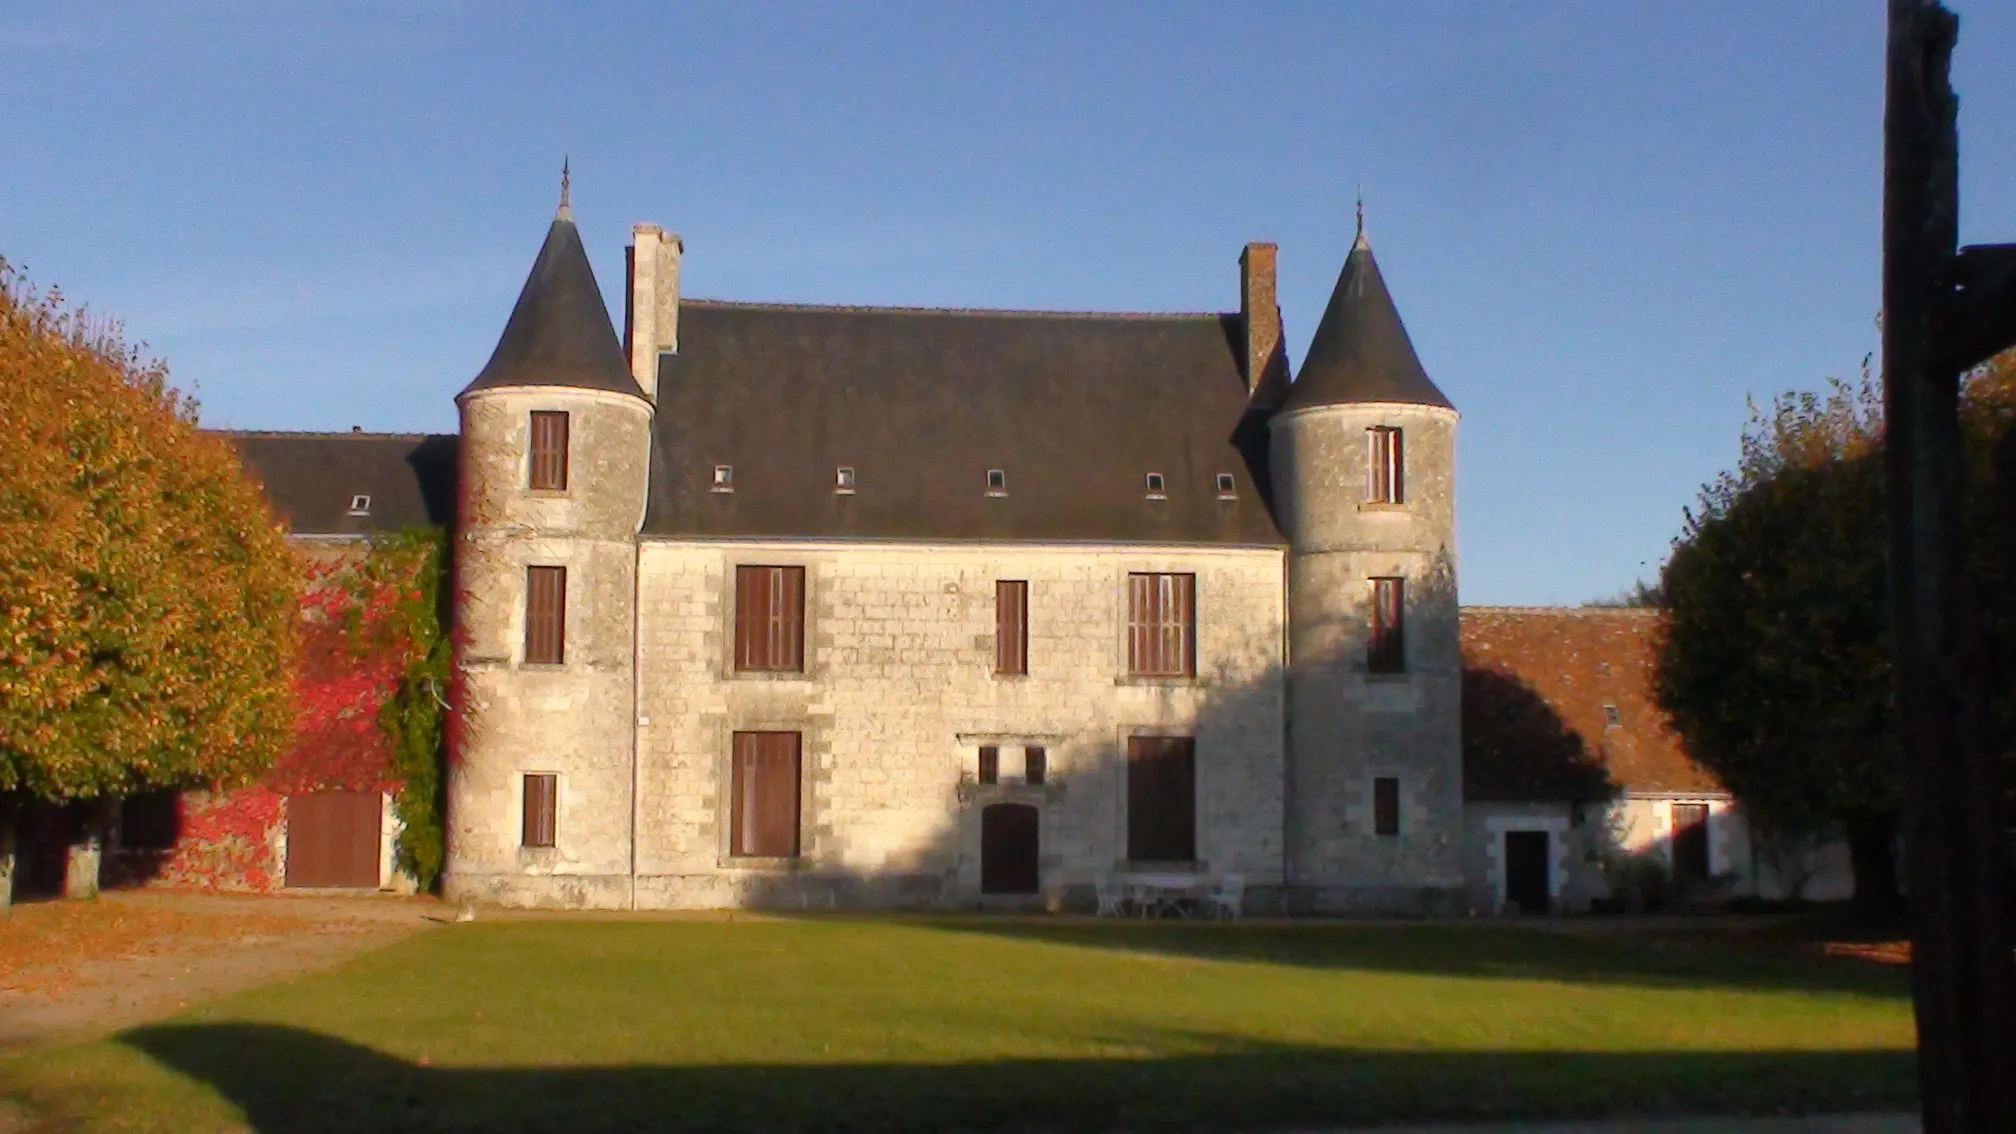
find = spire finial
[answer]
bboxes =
[557,156,572,221]
[1354,185,1368,250]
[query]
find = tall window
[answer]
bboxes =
[731,731,802,857]
[524,566,567,665]
[522,774,558,848]
[530,411,569,491]
[1367,577,1405,675]
[1373,776,1401,837]
[735,565,805,672]
[1366,426,1403,504]
[1024,745,1047,786]
[977,745,1000,786]
[1127,736,1196,862]
[995,580,1028,675]
[1127,573,1195,677]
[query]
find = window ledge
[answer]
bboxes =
[1357,502,1408,512]
[517,846,558,864]
[727,669,814,683]
[989,672,1031,682]
[1115,675,1208,689]
[518,662,569,673]
[525,489,569,499]
[957,781,1063,805]
[1363,673,1411,684]
[717,855,809,872]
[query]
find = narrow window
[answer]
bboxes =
[1024,745,1047,786]
[1373,776,1401,837]
[522,773,558,848]
[712,465,734,492]
[524,566,567,665]
[1367,577,1405,675]
[1127,573,1195,677]
[1366,426,1404,504]
[1602,704,1621,727]
[994,580,1028,676]
[978,745,1000,786]
[1670,802,1711,883]
[730,732,801,857]
[1126,736,1196,862]
[346,494,371,516]
[530,410,569,491]
[1215,473,1236,499]
[986,468,1007,496]
[1144,472,1166,498]
[835,466,856,494]
[734,565,806,672]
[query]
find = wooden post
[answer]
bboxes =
[1883,4,2016,1132]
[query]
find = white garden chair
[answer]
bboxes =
[1094,873,1124,917]
[1205,873,1245,921]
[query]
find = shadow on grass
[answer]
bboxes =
[114,1022,1914,1134]
[785,916,1916,1002]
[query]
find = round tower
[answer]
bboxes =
[444,185,654,909]
[1270,221,1464,915]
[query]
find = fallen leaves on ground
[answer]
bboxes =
[0,896,318,999]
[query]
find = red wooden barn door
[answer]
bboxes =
[285,791,382,888]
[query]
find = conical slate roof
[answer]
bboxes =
[460,214,644,400]
[1282,231,1452,412]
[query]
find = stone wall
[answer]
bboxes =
[621,541,1287,910]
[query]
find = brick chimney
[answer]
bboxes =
[1239,242,1285,402]
[624,223,683,400]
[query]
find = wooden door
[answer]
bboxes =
[1670,803,1711,884]
[1504,830,1551,914]
[285,791,382,888]
[980,803,1040,895]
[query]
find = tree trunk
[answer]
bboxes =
[63,799,109,901]
[0,794,18,916]
[1846,812,1904,916]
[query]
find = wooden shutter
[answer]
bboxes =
[995,580,1028,675]
[1373,776,1401,836]
[1126,736,1196,862]
[1671,803,1711,882]
[1366,427,1403,504]
[524,566,567,665]
[1127,573,1194,677]
[1024,745,1046,786]
[731,732,801,857]
[1368,577,1405,674]
[735,566,805,671]
[522,774,557,848]
[977,745,1000,785]
[530,411,569,490]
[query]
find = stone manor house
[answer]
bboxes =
[167,197,1848,915]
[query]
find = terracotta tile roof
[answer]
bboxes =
[1460,607,1725,799]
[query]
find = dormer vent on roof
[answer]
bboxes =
[460,199,645,401]
[1282,222,1453,413]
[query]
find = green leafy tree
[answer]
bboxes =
[0,261,299,906]
[1655,354,2016,910]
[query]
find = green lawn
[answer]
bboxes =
[0,917,1916,1133]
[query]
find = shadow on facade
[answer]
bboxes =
[1459,667,1616,804]
[110,1021,1915,1134]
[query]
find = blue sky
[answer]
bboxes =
[5,2,2014,605]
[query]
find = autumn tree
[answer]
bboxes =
[1655,354,2016,910]
[0,260,299,906]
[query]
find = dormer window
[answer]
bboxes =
[347,494,371,516]
[986,469,1007,497]
[712,465,734,492]
[1367,426,1403,504]
[530,411,569,491]
[835,466,856,494]
[1215,473,1236,499]
[1144,473,1166,499]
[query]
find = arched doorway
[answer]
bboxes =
[980,803,1039,895]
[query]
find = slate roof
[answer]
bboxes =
[221,432,458,536]
[1282,233,1453,413]
[1460,607,1725,799]
[459,216,644,400]
[642,301,1284,545]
